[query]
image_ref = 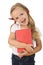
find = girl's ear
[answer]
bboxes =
[8,18,14,20]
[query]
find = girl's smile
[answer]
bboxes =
[21,18,26,23]
[20,18,27,25]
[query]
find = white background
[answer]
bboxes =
[0,0,43,65]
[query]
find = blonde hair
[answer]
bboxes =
[10,3,40,40]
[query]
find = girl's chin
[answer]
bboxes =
[20,22,28,26]
[20,23,27,26]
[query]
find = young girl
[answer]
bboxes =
[8,3,42,65]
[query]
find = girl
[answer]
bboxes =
[8,3,42,65]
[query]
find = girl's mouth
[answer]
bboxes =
[21,18,26,23]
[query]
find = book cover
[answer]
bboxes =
[16,28,32,53]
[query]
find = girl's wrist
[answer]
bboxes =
[24,43,27,49]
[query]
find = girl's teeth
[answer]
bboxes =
[21,19,26,23]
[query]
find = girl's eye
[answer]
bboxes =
[16,17,19,19]
[20,13,23,15]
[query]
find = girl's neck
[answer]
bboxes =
[20,25,28,29]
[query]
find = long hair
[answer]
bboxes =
[10,3,40,40]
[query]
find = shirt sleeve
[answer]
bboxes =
[10,24,17,33]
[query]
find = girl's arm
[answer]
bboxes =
[8,32,33,53]
[32,38,42,54]
[8,32,26,48]
[21,38,42,57]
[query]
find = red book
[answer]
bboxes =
[15,28,32,53]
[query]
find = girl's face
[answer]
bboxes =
[11,7,29,26]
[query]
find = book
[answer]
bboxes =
[15,28,32,53]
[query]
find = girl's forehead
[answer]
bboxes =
[14,7,25,12]
[11,7,25,16]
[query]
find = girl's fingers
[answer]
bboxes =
[28,44,33,46]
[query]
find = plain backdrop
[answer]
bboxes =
[0,0,43,65]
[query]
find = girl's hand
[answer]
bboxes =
[25,44,34,53]
[23,50,34,56]
[18,44,34,58]
[18,50,34,58]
